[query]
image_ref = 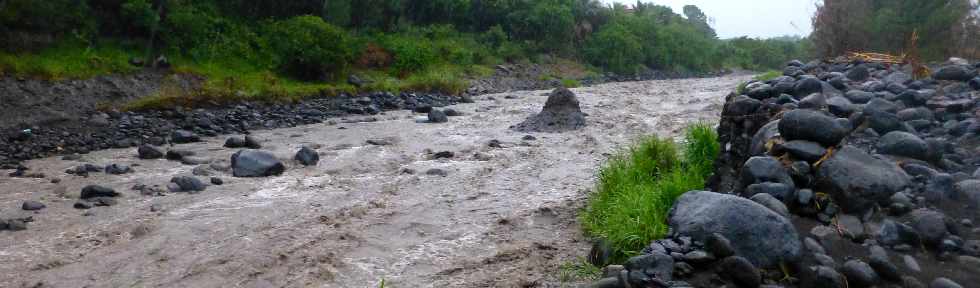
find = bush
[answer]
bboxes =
[265,15,354,81]
[585,22,643,75]
[581,124,718,261]
[382,35,438,74]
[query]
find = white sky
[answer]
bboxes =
[601,0,820,39]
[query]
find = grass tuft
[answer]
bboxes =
[561,78,581,88]
[558,258,603,283]
[0,41,140,80]
[580,123,718,262]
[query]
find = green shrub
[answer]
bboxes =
[585,22,644,75]
[382,35,438,74]
[561,78,581,88]
[581,124,718,261]
[265,15,354,81]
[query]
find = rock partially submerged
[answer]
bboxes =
[512,87,586,132]
[231,150,285,177]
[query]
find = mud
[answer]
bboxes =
[0,74,751,287]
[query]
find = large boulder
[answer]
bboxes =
[231,150,285,177]
[846,65,870,82]
[877,131,929,160]
[512,87,586,132]
[778,109,849,146]
[668,191,802,267]
[816,146,911,213]
[137,145,165,159]
[794,78,824,98]
[933,65,977,81]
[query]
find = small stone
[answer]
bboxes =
[426,168,448,177]
[433,151,455,159]
[838,214,866,241]
[705,233,735,258]
[294,146,319,166]
[720,256,761,288]
[210,177,223,185]
[929,278,964,288]
[682,250,715,264]
[804,237,826,255]
[137,145,165,159]
[170,176,206,193]
[869,257,901,282]
[80,185,119,199]
[170,130,200,143]
[428,110,449,123]
[21,201,46,211]
[902,255,921,272]
[841,260,879,288]
[73,201,93,209]
[813,266,845,288]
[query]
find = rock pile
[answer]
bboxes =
[592,58,980,287]
[512,87,587,132]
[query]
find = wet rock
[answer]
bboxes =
[827,96,855,117]
[910,209,948,245]
[180,156,211,165]
[846,65,870,81]
[80,185,119,199]
[804,237,825,255]
[841,260,879,288]
[231,150,285,177]
[782,140,827,162]
[294,146,319,166]
[682,250,714,264]
[22,201,45,211]
[170,130,200,143]
[170,176,206,193]
[73,201,93,209]
[933,65,977,81]
[720,256,761,288]
[224,136,247,148]
[929,278,964,288]
[750,193,790,217]
[88,197,117,207]
[727,95,762,116]
[428,109,449,123]
[746,82,774,99]
[745,182,796,204]
[191,165,211,176]
[425,168,448,177]
[867,110,903,135]
[210,177,223,185]
[838,214,866,241]
[706,233,735,258]
[137,145,165,159]
[741,156,795,187]
[624,252,674,284]
[903,255,921,272]
[668,191,801,267]
[749,120,781,156]
[105,164,132,175]
[795,78,824,97]
[512,87,586,132]
[443,108,462,117]
[954,180,980,208]
[845,90,874,104]
[878,219,921,247]
[778,109,848,146]
[816,146,911,213]
[877,131,929,160]
[812,266,845,288]
[868,257,901,282]
[165,149,195,161]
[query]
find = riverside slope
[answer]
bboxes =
[0,74,750,287]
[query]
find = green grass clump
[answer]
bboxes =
[561,78,581,88]
[0,41,140,80]
[754,70,782,81]
[558,258,602,283]
[581,123,719,261]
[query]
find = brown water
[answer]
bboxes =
[0,74,751,288]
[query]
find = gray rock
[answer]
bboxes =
[877,131,929,160]
[668,191,801,267]
[865,98,900,114]
[953,180,980,208]
[682,250,715,264]
[720,256,761,288]
[192,165,211,176]
[137,145,165,159]
[624,252,674,284]
[812,266,845,288]
[799,93,827,109]
[22,201,45,211]
[845,90,874,104]
[910,209,948,245]
[782,140,827,163]
[224,136,248,148]
[741,156,795,187]
[929,278,964,288]
[816,146,911,213]
[728,95,762,116]
[749,121,781,156]
[925,174,954,204]
[746,182,796,204]
[902,255,921,272]
[210,177,223,185]
[705,233,735,258]
[750,193,790,217]
[428,109,449,123]
[866,110,903,135]
[778,109,848,146]
[878,219,921,246]
[425,168,448,177]
[841,260,879,288]
[170,130,200,144]
[795,78,824,97]
[170,176,206,193]
[231,150,285,177]
[813,253,836,267]
[846,65,870,81]
[746,82,774,99]
[587,277,621,288]
[827,96,855,117]
[838,214,866,241]
[80,185,118,199]
[884,71,911,85]
[933,65,977,81]
[105,164,132,175]
[294,146,319,166]
[512,87,586,132]
[243,135,262,149]
[869,257,901,282]
[165,149,195,161]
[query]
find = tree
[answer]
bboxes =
[682,5,715,38]
[811,0,871,57]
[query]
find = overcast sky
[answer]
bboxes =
[600,0,820,39]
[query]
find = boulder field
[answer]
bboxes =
[592,58,980,288]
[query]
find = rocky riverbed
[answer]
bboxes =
[0,74,750,287]
[590,59,980,288]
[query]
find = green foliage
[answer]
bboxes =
[381,35,438,74]
[0,41,139,79]
[585,22,643,75]
[121,0,159,31]
[561,78,582,88]
[266,16,354,81]
[558,258,602,283]
[581,124,718,261]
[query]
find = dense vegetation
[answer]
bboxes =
[812,0,980,60]
[0,0,811,108]
[581,124,719,262]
